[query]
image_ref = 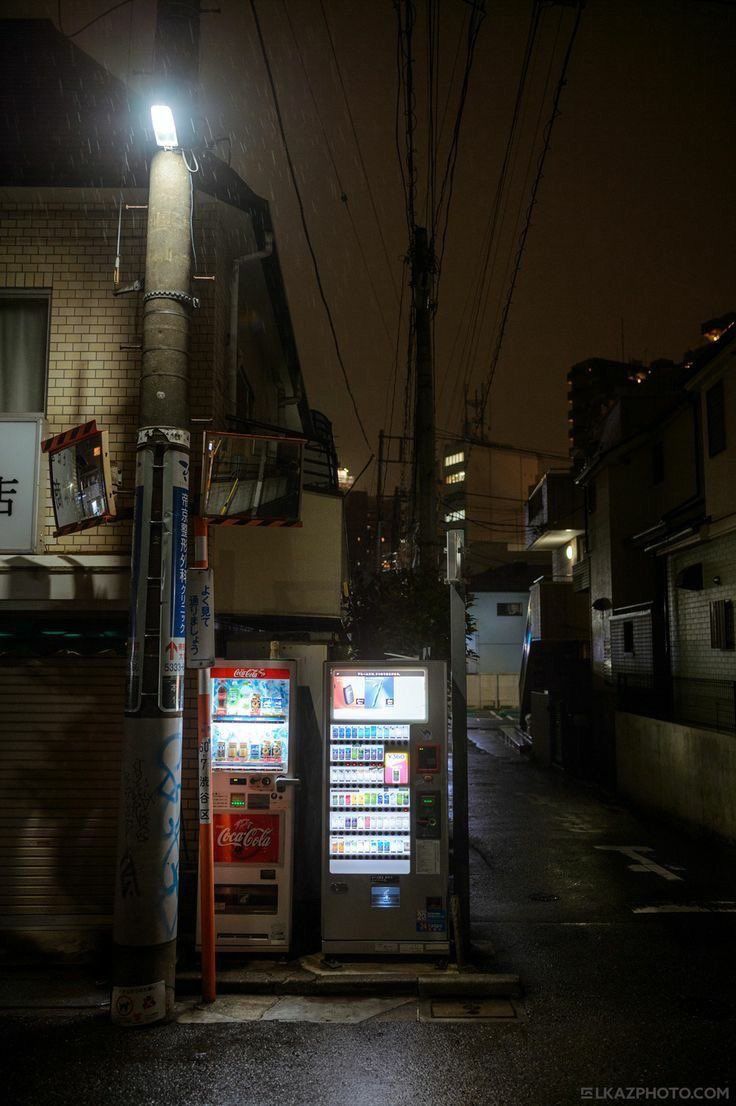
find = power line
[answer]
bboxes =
[440,1,543,429]
[433,0,486,289]
[58,0,132,39]
[249,0,372,455]
[280,0,396,376]
[473,6,564,423]
[318,0,401,306]
[396,0,419,237]
[477,1,584,428]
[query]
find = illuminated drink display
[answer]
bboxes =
[196,661,298,953]
[322,662,449,956]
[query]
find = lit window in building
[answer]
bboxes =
[445,509,465,522]
[445,470,465,485]
[444,451,465,468]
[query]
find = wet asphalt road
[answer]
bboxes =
[3,724,736,1106]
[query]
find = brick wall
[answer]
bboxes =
[0,196,147,553]
[0,189,259,923]
[668,529,736,680]
[0,191,253,554]
[610,609,653,679]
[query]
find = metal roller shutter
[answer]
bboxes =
[0,658,124,945]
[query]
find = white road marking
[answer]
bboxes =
[595,845,684,881]
[633,902,736,914]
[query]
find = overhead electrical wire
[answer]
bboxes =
[476,1,584,430]
[318,0,401,307]
[438,0,543,427]
[432,0,486,292]
[473,6,565,422]
[280,0,396,379]
[58,0,132,39]
[249,0,372,455]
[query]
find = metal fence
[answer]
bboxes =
[673,677,736,734]
[616,672,658,718]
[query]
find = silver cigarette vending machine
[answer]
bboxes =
[322,661,449,955]
[197,660,298,952]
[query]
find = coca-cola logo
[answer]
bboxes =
[217,818,272,850]
[233,668,266,678]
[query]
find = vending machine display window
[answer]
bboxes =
[211,669,290,771]
[322,661,449,957]
[331,668,428,723]
[327,668,430,876]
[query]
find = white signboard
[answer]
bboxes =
[0,417,42,553]
[186,567,215,669]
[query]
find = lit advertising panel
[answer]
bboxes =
[331,668,428,723]
[213,812,281,864]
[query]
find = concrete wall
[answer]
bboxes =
[616,711,736,840]
[212,490,344,619]
[469,590,527,673]
[467,673,519,709]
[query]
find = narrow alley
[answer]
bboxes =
[2,715,735,1105]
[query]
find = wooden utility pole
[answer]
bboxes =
[411,226,437,570]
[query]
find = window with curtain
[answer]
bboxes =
[0,293,50,414]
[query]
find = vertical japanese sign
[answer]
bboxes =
[125,450,153,713]
[186,568,215,669]
[159,449,189,712]
[0,417,42,554]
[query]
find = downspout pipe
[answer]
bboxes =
[227,235,274,416]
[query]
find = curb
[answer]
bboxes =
[176,971,522,1000]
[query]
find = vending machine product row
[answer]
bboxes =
[322,661,449,955]
[197,661,298,952]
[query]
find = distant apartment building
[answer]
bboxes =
[441,438,564,710]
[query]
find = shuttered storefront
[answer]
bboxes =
[0,658,124,947]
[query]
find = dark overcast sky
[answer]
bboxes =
[10,0,736,484]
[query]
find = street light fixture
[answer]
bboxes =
[150,104,178,149]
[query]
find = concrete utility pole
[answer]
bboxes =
[375,428,385,572]
[448,530,470,959]
[411,226,437,571]
[112,0,199,1026]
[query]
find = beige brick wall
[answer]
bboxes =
[0,191,253,556]
[0,197,146,553]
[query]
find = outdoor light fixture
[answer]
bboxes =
[565,543,574,561]
[150,105,178,148]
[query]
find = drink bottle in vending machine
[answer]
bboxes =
[196,660,299,951]
[321,661,449,955]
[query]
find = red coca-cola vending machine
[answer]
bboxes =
[197,660,299,951]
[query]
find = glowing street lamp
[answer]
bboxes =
[150,104,178,149]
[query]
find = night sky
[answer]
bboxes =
[8,0,736,483]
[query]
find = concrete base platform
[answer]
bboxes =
[176,952,521,1000]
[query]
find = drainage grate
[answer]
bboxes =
[529,892,560,903]
[420,998,520,1023]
